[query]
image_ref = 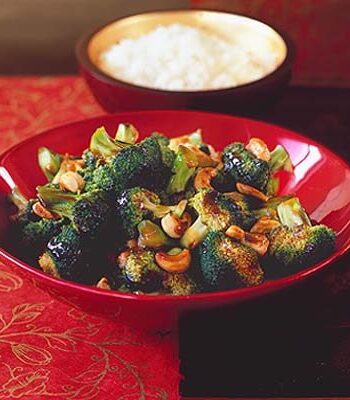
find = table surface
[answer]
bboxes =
[1,76,350,399]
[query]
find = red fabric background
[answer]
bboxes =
[0,76,180,400]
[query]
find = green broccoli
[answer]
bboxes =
[39,225,83,280]
[84,163,120,195]
[190,189,255,231]
[118,248,164,292]
[38,147,62,181]
[163,273,199,295]
[116,187,174,239]
[82,149,98,169]
[21,218,66,251]
[137,220,173,248]
[115,123,139,144]
[167,147,196,194]
[223,142,270,192]
[199,231,264,291]
[168,129,204,151]
[267,197,336,274]
[9,188,40,226]
[110,134,175,191]
[89,126,129,159]
[222,142,292,193]
[37,186,112,238]
[253,194,294,219]
[181,189,256,249]
[39,225,109,283]
[84,133,175,195]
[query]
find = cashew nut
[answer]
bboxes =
[246,138,271,161]
[236,182,269,202]
[225,225,245,241]
[65,158,84,172]
[59,171,85,193]
[194,167,217,190]
[117,250,130,268]
[126,239,138,249]
[161,212,192,239]
[250,217,281,234]
[32,202,55,219]
[225,224,269,256]
[244,232,270,256]
[155,249,191,273]
[96,277,111,290]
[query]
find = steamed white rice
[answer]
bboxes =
[99,23,280,91]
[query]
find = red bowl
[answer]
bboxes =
[0,110,349,332]
[76,9,294,114]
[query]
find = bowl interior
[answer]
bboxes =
[0,110,350,302]
[87,10,288,90]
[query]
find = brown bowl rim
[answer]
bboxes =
[75,8,295,96]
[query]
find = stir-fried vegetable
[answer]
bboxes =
[10,125,336,295]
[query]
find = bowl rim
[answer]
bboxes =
[1,110,350,304]
[75,8,295,95]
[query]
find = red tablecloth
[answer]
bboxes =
[0,76,180,400]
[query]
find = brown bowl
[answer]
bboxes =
[76,9,295,115]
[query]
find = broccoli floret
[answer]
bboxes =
[89,127,129,159]
[110,134,175,191]
[200,231,264,291]
[167,147,196,194]
[37,186,112,239]
[39,225,108,283]
[39,225,83,280]
[82,149,98,169]
[163,273,199,295]
[181,189,256,249]
[267,197,336,273]
[118,248,164,292]
[84,163,120,195]
[21,218,66,251]
[190,189,255,231]
[222,141,293,194]
[223,143,270,192]
[115,187,183,239]
[116,187,164,238]
[38,147,62,181]
[9,189,41,228]
[14,200,40,226]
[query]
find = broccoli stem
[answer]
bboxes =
[180,216,208,249]
[90,127,129,158]
[141,197,173,218]
[137,220,172,248]
[9,187,28,210]
[38,147,62,181]
[253,194,293,218]
[37,186,76,217]
[266,177,279,196]
[277,197,312,229]
[115,123,139,144]
[269,145,293,173]
[167,151,196,194]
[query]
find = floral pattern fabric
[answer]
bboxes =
[0,76,179,400]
